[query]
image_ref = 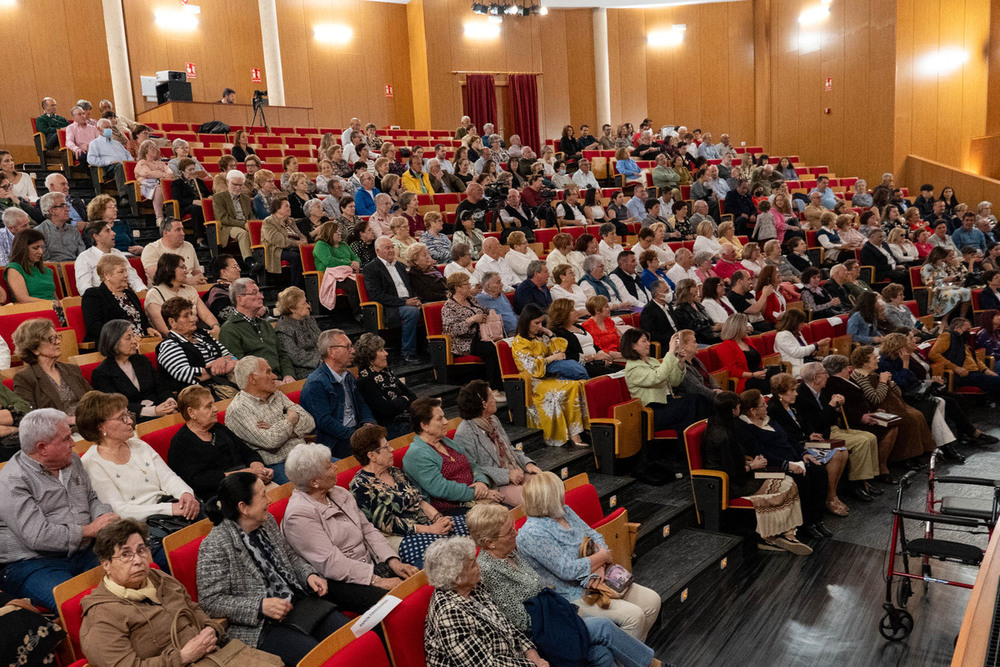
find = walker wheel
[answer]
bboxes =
[879,609,914,641]
[896,579,913,608]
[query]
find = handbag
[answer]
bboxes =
[280,595,339,636]
[577,536,633,609]
[479,310,504,342]
[170,607,282,666]
[523,588,591,667]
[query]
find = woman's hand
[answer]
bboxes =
[472,481,490,499]
[878,371,892,384]
[146,328,162,338]
[179,627,218,664]
[388,558,420,579]
[173,492,200,520]
[804,453,820,465]
[208,324,221,339]
[818,337,832,347]
[261,597,293,621]
[307,574,328,596]
[350,261,360,271]
[508,467,525,484]
[546,352,566,363]
[749,454,767,470]
[753,370,767,379]
[373,575,403,590]
[155,398,178,416]
[588,546,613,572]
[417,517,453,535]
[668,333,680,356]
[206,357,230,376]
[788,461,806,475]
[525,649,550,667]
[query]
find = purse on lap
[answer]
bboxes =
[577,536,634,609]
[170,608,282,666]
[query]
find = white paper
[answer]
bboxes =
[826,316,843,326]
[350,594,403,637]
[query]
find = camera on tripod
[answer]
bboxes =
[252,90,268,109]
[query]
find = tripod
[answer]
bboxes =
[250,100,269,133]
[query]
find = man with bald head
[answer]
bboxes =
[362,237,422,361]
[36,97,69,150]
[824,263,850,304]
[455,181,490,231]
[473,237,519,291]
[455,115,474,140]
[341,117,362,149]
[43,173,86,227]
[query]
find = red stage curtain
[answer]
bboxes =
[462,74,498,134]
[509,74,540,154]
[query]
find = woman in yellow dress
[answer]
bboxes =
[510,303,589,447]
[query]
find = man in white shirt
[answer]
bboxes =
[344,130,365,164]
[362,238,422,361]
[473,237,519,291]
[76,220,147,293]
[608,250,650,308]
[597,223,624,274]
[140,218,205,285]
[434,144,454,174]
[666,248,700,285]
[571,159,600,190]
[341,118,362,148]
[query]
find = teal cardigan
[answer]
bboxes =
[402,434,490,503]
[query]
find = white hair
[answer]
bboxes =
[19,408,69,454]
[2,207,30,228]
[43,173,65,190]
[285,443,333,490]
[171,138,189,150]
[423,537,477,590]
[800,361,825,384]
[39,191,65,217]
[226,169,245,184]
[96,118,112,129]
[234,355,267,390]
[302,199,323,217]
[229,277,256,302]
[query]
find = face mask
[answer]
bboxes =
[102,128,113,139]
[559,168,567,175]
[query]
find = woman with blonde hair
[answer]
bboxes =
[718,220,743,258]
[887,227,920,265]
[390,215,418,264]
[134,139,173,223]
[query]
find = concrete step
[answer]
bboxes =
[614,479,699,559]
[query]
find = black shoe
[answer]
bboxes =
[864,482,885,497]
[977,432,1000,445]
[939,444,966,463]
[402,354,421,364]
[851,486,875,502]
[803,524,826,540]
[814,521,834,538]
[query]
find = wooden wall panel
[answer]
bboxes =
[123,0,266,117]
[0,0,113,162]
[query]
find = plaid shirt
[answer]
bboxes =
[424,585,535,667]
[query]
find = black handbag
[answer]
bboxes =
[280,595,339,635]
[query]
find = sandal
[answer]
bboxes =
[826,500,849,516]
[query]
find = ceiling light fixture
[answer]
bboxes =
[470,0,545,21]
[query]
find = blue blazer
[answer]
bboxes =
[300,363,375,458]
[846,311,880,345]
[353,187,382,216]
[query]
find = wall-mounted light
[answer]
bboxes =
[648,24,686,48]
[154,4,200,30]
[918,48,969,76]
[313,23,353,43]
[796,30,821,53]
[464,20,501,39]
[798,0,831,25]
[0,0,17,8]
[539,6,548,15]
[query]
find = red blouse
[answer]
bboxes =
[581,317,621,353]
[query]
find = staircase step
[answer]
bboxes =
[586,473,636,506]
[411,383,461,403]
[612,480,699,557]
[529,444,595,479]
[632,529,743,629]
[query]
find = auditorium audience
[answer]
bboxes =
[550,263,590,312]
[506,231,541,282]
[82,254,156,343]
[364,236,422,361]
[846,292,884,345]
[91,320,174,422]
[77,217,146,293]
[221,278,296,380]
[133,140,173,223]
[348,333,413,439]
[212,170,254,262]
[671,278,721,344]
[930,318,1000,394]
[145,253,220,336]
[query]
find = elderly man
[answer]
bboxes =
[809,176,841,210]
[64,105,100,165]
[320,178,345,220]
[98,98,135,135]
[723,178,756,236]
[455,182,490,232]
[473,146,494,175]
[43,172,87,228]
[497,189,535,244]
[36,97,70,150]
[688,200,714,231]
[219,278,295,381]
[609,250,650,308]
[749,161,781,196]
[841,259,872,302]
[706,164,730,200]
[300,329,376,458]
[690,169,721,222]
[823,263,850,304]
[476,271,518,335]
[166,139,209,179]
[714,244,743,281]
[37,192,86,262]
[665,248,699,286]
[353,172,381,217]
[796,361,881,493]
[455,115,474,140]
[512,260,551,314]
[0,207,30,265]
[402,155,434,194]
[86,118,133,180]
[650,153,676,192]
[211,170,254,262]
[342,117,362,148]
[572,158,600,190]
[698,132,721,160]
[141,217,205,284]
[75,219,147,293]
[474,237,519,292]
[363,237,422,362]
[0,409,119,609]
[225,356,315,484]
[626,185,648,222]
[344,130,366,164]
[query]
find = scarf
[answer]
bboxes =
[239,524,303,600]
[104,575,160,604]
[579,272,621,301]
[473,415,509,469]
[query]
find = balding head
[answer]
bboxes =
[830,264,847,282]
[720,243,736,261]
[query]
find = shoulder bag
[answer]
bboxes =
[577,536,633,609]
[170,607,282,666]
[479,309,505,342]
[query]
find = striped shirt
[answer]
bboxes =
[157,330,232,386]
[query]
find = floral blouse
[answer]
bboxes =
[349,467,432,536]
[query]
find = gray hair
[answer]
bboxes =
[284,443,333,490]
[160,217,181,235]
[39,192,65,218]
[582,254,603,275]
[423,536,477,590]
[234,355,268,390]
[979,201,993,212]
[171,138,189,151]
[97,319,132,359]
[302,198,323,217]
[318,328,347,358]
[650,280,669,298]
[822,354,850,375]
[43,173,65,190]
[598,222,615,238]
[374,193,391,207]
[19,408,69,454]
[226,169,245,184]
[693,251,715,266]
[96,118,112,129]
[2,207,30,229]
[800,361,825,384]
[479,270,499,286]
[229,277,257,302]
[526,260,545,280]
[353,332,385,368]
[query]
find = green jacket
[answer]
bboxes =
[624,353,684,407]
[35,114,69,139]
[314,240,359,272]
[402,434,490,504]
[219,312,293,378]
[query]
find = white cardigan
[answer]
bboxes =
[82,437,194,520]
[773,330,817,378]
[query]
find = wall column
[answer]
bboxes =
[257,0,286,106]
[593,8,611,128]
[101,0,134,120]
[407,0,432,129]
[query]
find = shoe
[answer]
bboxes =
[771,535,814,556]
[864,482,885,497]
[758,540,784,552]
[825,500,849,516]
[977,432,1000,445]
[803,524,826,540]
[939,444,966,463]
[814,521,834,538]
[851,486,875,503]
[402,354,421,363]
[492,390,507,406]
[876,473,900,485]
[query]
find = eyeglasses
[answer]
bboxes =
[44,335,61,344]
[51,203,69,209]
[109,411,136,425]
[377,444,393,453]
[0,184,11,191]
[113,545,150,563]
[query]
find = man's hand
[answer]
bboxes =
[828,393,845,408]
[82,513,120,539]
[286,409,300,426]
[405,297,420,307]
[128,245,144,256]
[256,420,271,430]
[788,461,806,475]
[955,366,970,377]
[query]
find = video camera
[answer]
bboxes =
[252,90,268,109]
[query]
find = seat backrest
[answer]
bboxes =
[683,419,709,470]
[248,220,263,245]
[53,565,105,660]
[62,262,79,297]
[64,302,86,342]
[564,483,605,526]
[423,301,445,336]
[268,482,295,524]
[496,340,519,375]
[356,272,370,301]
[583,376,623,419]
[140,422,185,463]
[301,244,317,272]
[392,444,410,469]
[163,518,213,600]
[0,303,58,345]
[382,572,433,667]
[695,346,719,371]
[305,628,389,667]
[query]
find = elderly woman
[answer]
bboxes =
[452,210,486,259]
[921,247,971,323]
[468,504,661,667]
[454,380,542,507]
[506,231,541,282]
[354,333,417,439]
[82,254,156,343]
[198,473,349,665]
[86,194,143,256]
[281,443,419,614]
[578,254,629,308]
[692,220,722,258]
[512,304,590,447]
[349,425,468,568]
[799,266,844,318]
[156,297,238,396]
[851,179,872,207]
[442,272,505,394]
[390,215,418,264]
[134,140,173,222]
[79,520,257,667]
[881,282,931,336]
[145,253,219,336]
[517,472,661,640]
[544,232,575,277]
[671,278,721,344]
[252,168,278,218]
[405,242,446,302]
[581,295,627,358]
[297,197,330,240]
[168,385,271,499]
[550,263,590,313]
[5,228,56,304]
[78,391,198,567]
[274,286,321,380]
[91,320,175,422]
[204,254,241,323]
[444,242,476,282]
[263,196,306,288]
[423,536,548,667]
[568,233,599,280]
[13,318,91,422]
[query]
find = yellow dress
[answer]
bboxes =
[511,335,589,447]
